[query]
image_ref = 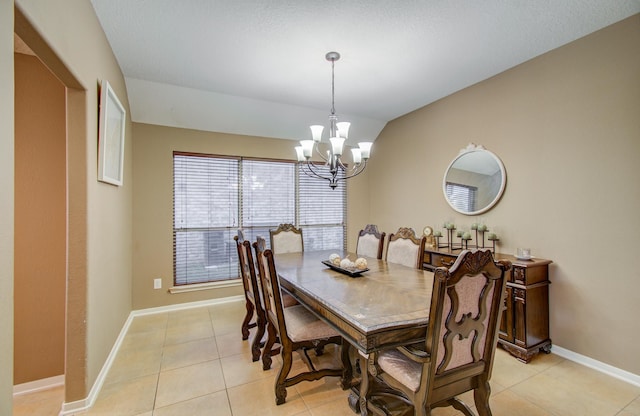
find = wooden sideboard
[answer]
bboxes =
[423,246,552,363]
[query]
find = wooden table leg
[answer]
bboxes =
[340,341,355,390]
[358,351,371,416]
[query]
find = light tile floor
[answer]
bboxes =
[14,299,640,415]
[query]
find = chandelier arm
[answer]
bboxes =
[335,160,368,182]
[336,158,352,171]
[299,165,321,180]
[313,145,329,162]
[301,162,325,179]
[303,161,335,181]
[298,162,314,176]
[336,159,362,175]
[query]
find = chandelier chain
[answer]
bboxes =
[331,58,336,116]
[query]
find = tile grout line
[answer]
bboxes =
[150,313,171,413]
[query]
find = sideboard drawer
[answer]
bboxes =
[512,265,548,285]
[431,253,456,268]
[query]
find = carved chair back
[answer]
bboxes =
[385,227,426,268]
[254,236,286,342]
[235,230,260,305]
[234,230,269,360]
[269,223,304,254]
[356,224,386,259]
[428,249,509,377]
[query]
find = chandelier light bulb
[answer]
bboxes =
[310,125,324,142]
[358,142,373,159]
[330,137,345,156]
[300,140,314,158]
[336,122,350,139]
[351,148,362,164]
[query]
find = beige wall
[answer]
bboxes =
[370,15,640,375]
[14,53,66,384]
[0,1,15,413]
[132,123,369,309]
[13,0,134,403]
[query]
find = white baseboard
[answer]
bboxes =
[59,311,136,415]
[13,374,64,396]
[552,345,640,387]
[132,295,244,317]
[59,295,244,414]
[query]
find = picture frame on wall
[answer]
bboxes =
[98,79,126,186]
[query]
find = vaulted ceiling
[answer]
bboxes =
[90,0,639,144]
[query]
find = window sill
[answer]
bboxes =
[169,279,242,294]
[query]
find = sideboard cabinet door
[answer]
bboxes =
[499,286,514,343]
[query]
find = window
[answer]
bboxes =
[173,152,346,286]
[445,182,477,213]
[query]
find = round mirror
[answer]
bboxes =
[443,144,506,215]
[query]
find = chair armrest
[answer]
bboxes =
[397,343,431,363]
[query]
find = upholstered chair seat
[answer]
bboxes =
[377,349,422,392]
[283,305,341,342]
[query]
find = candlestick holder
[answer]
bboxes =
[472,228,489,248]
[487,234,499,253]
[449,228,464,251]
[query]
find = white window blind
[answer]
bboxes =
[241,159,295,244]
[298,163,346,251]
[174,154,239,285]
[445,182,477,213]
[173,153,346,286]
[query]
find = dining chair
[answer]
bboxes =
[385,227,427,269]
[234,230,280,362]
[367,249,511,416]
[269,223,304,254]
[253,236,348,405]
[356,224,386,259]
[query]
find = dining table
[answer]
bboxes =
[274,249,435,415]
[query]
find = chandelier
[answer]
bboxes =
[295,51,372,189]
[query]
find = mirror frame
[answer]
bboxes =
[442,144,506,216]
